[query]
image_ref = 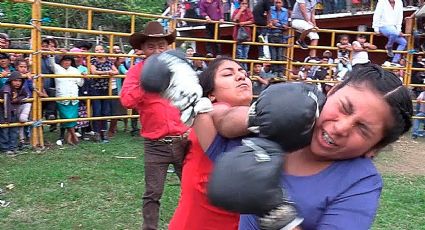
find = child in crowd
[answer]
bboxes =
[351,34,377,70]
[0,53,16,89]
[0,72,29,155]
[251,63,272,95]
[14,59,34,147]
[336,34,352,80]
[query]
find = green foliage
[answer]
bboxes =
[0,0,165,39]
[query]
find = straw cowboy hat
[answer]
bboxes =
[129,21,176,49]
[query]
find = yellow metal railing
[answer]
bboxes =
[0,0,424,148]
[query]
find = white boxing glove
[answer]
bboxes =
[141,50,213,125]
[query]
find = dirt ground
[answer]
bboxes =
[375,134,425,175]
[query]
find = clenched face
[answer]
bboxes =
[309,84,393,160]
[210,60,253,106]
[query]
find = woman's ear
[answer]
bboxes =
[208,94,216,102]
[364,149,379,159]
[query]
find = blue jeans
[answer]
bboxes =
[412,112,425,136]
[237,44,250,70]
[0,127,19,151]
[268,33,285,73]
[337,62,352,78]
[379,26,407,63]
[91,89,112,133]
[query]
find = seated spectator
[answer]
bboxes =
[192,52,208,74]
[0,71,28,155]
[336,34,352,80]
[268,0,289,78]
[251,63,272,95]
[232,0,254,70]
[372,0,406,66]
[0,53,16,89]
[292,0,320,61]
[412,89,425,139]
[322,50,334,64]
[261,62,275,78]
[352,34,377,70]
[112,44,122,54]
[311,56,329,80]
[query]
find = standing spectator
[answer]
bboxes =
[0,72,28,155]
[14,59,33,147]
[90,45,119,143]
[75,41,93,52]
[412,90,425,138]
[268,0,289,78]
[372,0,406,65]
[336,34,352,80]
[292,0,320,61]
[121,21,188,230]
[253,0,274,60]
[112,44,122,54]
[223,0,232,21]
[351,34,377,69]
[123,48,143,136]
[70,47,91,140]
[40,38,59,132]
[50,54,84,145]
[232,0,254,70]
[261,62,275,78]
[0,53,15,89]
[199,0,224,56]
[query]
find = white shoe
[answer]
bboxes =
[56,139,63,146]
[75,132,82,138]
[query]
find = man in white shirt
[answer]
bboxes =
[372,0,406,64]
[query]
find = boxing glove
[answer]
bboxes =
[141,50,213,125]
[248,82,326,152]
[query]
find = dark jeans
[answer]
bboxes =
[205,23,221,55]
[269,33,286,73]
[91,89,112,133]
[0,127,19,151]
[142,137,188,230]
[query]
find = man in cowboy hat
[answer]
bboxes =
[120,21,189,230]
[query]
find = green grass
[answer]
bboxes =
[0,131,424,229]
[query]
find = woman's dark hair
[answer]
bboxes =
[14,58,28,67]
[332,64,413,149]
[60,55,77,68]
[338,34,349,42]
[198,56,241,97]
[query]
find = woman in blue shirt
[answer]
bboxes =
[239,64,413,230]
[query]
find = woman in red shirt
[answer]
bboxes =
[169,57,253,229]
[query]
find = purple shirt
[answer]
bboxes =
[199,0,223,21]
[239,157,382,230]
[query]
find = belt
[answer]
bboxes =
[156,130,190,144]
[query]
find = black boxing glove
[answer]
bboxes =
[141,50,212,125]
[248,82,326,152]
[208,137,304,229]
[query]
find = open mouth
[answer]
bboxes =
[322,131,337,146]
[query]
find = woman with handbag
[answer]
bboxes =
[232,0,254,70]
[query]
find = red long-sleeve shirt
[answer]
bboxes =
[120,61,188,139]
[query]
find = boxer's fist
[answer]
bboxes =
[248,82,326,152]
